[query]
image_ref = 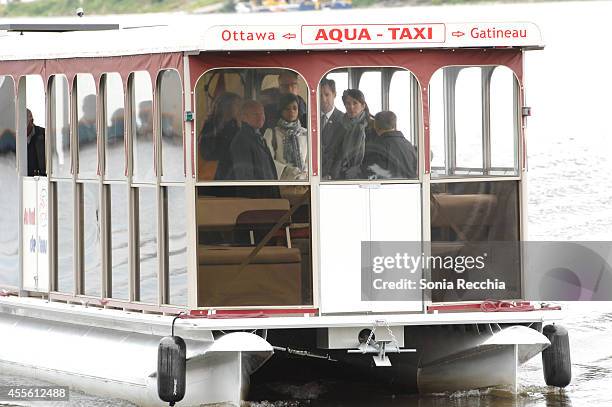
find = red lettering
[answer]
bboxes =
[413,27,426,40]
[315,29,328,41]
[400,28,412,40]
[357,28,371,41]
[345,28,357,41]
[329,29,342,42]
[23,208,35,225]
[388,27,400,40]
[222,30,231,41]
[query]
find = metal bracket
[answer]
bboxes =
[347,341,416,367]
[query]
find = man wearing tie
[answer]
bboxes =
[319,78,344,179]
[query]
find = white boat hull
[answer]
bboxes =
[416,324,550,393]
[0,311,273,406]
[0,297,561,403]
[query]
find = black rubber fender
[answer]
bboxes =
[542,324,572,387]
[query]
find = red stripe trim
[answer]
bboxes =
[188,308,318,318]
[427,301,535,313]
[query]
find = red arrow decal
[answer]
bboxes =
[283,33,297,40]
[452,31,465,38]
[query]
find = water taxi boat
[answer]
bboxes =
[0,14,569,406]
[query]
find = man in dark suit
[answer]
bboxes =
[26,109,46,176]
[319,78,345,179]
[362,111,417,180]
[216,100,277,181]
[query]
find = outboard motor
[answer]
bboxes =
[542,324,571,387]
[158,315,187,406]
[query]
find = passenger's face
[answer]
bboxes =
[281,101,299,122]
[279,76,299,95]
[344,96,365,119]
[242,104,265,129]
[320,85,336,114]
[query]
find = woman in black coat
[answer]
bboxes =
[330,89,374,180]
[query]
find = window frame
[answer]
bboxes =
[74,73,99,180]
[156,68,188,306]
[428,64,521,179]
[317,65,423,185]
[48,74,72,180]
[194,67,312,186]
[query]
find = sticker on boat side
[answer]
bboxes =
[445,22,543,47]
[301,24,446,45]
[206,25,301,49]
[204,22,542,50]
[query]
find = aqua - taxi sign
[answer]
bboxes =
[205,22,543,50]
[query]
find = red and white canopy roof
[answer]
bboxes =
[0,9,543,61]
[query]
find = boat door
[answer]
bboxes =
[318,67,424,313]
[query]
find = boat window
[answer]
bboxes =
[25,75,46,129]
[136,186,158,303]
[164,186,187,306]
[101,73,130,301]
[76,74,98,179]
[82,182,101,296]
[455,67,483,172]
[429,69,445,172]
[196,185,312,307]
[325,70,348,112]
[0,75,18,288]
[56,181,74,293]
[319,67,419,181]
[430,180,521,301]
[195,68,310,182]
[108,184,129,300]
[130,72,154,183]
[429,66,520,177]
[159,70,184,183]
[490,66,519,173]
[103,73,125,181]
[20,75,46,178]
[1,77,16,154]
[358,71,382,116]
[49,75,71,178]
[389,69,417,146]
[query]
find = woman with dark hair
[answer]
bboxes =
[330,88,374,180]
[199,92,242,178]
[263,93,308,180]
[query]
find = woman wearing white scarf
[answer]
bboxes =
[264,93,308,180]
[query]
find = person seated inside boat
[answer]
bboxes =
[0,129,16,154]
[362,110,417,179]
[26,108,46,177]
[263,93,308,180]
[199,92,242,176]
[107,108,125,143]
[77,94,97,145]
[328,89,374,180]
[215,100,278,181]
[263,72,308,131]
[136,100,153,139]
[319,78,344,179]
